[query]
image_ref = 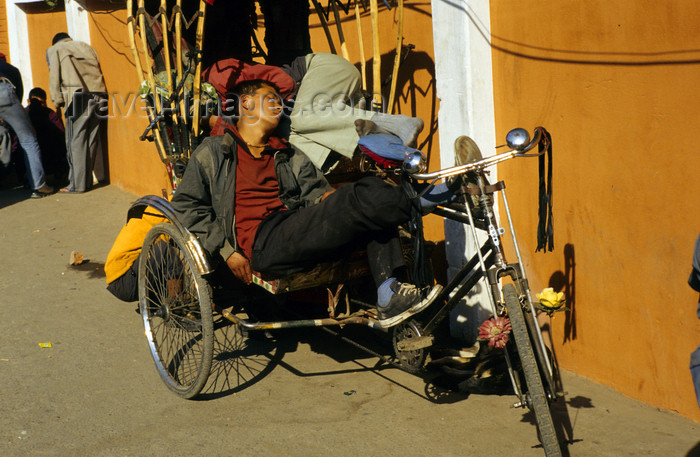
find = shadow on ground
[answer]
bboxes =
[0,187,33,210]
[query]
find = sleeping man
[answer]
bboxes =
[170,79,455,327]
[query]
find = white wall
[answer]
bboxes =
[4,0,91,94]
[430,0,497,343]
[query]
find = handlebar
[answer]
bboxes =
[408,127,547,182]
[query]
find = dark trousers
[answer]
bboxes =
[107,257,139,302]
[106,240,181,303]
[251,177,412,288]
[65,92,107,192]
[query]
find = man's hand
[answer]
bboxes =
[226,251,252,284]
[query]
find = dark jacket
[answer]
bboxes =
[0,60,23,99]
[171,129,333,264]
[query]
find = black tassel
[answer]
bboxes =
[536,128,554,252]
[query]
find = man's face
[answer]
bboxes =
[239,85,283,129]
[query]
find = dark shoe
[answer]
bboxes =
[377,282,443,328]
[30,184,54,199]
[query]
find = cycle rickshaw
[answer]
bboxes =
[124,3,565,456]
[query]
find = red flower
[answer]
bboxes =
[478,317,512,348]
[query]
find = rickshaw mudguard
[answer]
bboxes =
[127,195,214,276]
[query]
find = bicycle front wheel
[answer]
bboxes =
[503,284,561,457]
[138,223,214,399]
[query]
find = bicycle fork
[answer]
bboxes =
[460,172,558,404]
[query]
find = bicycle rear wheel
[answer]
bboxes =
[503,284,561,457]
[138,222,214,399]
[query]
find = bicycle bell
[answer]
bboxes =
[403,151,427,174]
[505,128,530,151]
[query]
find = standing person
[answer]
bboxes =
[47,33,107,193]
[26,87,68,185]
[0,53,53,198]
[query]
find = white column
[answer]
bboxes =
[430,0,497,344]
[6,0,34,94]
[65,0,92,44]
[4,0,90,97]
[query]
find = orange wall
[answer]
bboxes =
[490,1,700,422]
[24,4,65,108]
[86,1,170,196]
[0,2,9,58]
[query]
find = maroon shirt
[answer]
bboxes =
[234,137,286,260]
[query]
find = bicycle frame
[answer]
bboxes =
[410,126,558,404]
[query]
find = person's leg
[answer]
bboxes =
[0,121,11,167]
[64,104,75,190]
[67,93,92,192]
[259,0,312,66]
[289,53,424,170]
[692,345,700,409]
[85,94,107,187]
[0,82,47,190]
[106,259,139,302]
[252,176,444,327]
[252,176,412,276]
[289,53,374,169]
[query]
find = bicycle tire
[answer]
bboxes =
[138,222,214,399]
[503,284,561,457]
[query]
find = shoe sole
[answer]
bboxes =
[378,284,443,328]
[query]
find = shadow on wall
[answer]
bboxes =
[392,50,438,163]
[355,50,438,163]
[548,243,577,342]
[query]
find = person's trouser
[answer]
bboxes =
[0,80,46,190]
[288,53,375,171]
[692,345,700,409]
[251,177,412,288]
[106,240,183,303]
[107,258,139,302]
[258,0,312,66]
[65,92,107,192]
[0,121,11,167]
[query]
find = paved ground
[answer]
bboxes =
[1,184,699,457]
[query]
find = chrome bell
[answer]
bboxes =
[505,128,530,151]
[402,151,427,174]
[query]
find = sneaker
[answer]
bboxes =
[30,184,55,199]
[377,281,443,328]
